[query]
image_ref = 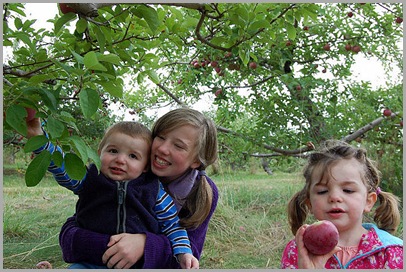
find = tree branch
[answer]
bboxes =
[341,112,399,142]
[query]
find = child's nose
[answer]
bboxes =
[115,154,126,163]
[157,141,170,154]
[328,191,343,202]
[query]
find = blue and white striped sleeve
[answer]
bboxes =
[154,182,192,256]
[33,135,85,194]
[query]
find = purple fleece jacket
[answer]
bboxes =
[58,173,218,269]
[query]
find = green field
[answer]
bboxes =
[2,166,402,269]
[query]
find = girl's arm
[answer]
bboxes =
[59,216,110,266]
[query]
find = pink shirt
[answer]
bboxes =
[281,224,403,269]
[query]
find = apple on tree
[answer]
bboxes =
[249,62,257,69]
[59,3,76,14]
[383,108,392,117]
[25,107,37,122]
[303,220,339,255]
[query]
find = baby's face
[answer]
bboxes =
[99,132,150,181]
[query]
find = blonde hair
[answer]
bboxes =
[98,121,152,154]
[288,140,401,235]
[152,108,218,229]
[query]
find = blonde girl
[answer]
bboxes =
[281,140,403,269]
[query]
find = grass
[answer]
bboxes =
[3,167,403,269]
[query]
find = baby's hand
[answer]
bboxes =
[177,253,199,269]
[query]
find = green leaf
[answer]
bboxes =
[69,136,89,163]
[98,81,123,98]
[238,48,250,66]
[14,17,23,29]
[87,147,101,170]
[15,32,34,51]
[29,74,50,84]
[25,150,51,187]
[286,24,296,40]
[98,54,121,65]
[47,116,65,138]
[76,18,88,33]
[135,5,159,33]
[145,70,159,84]
[79,88,100,118]
[52,150,64,168]
[94,26,106,52]
[54,12,76,34]
[38,89,58,112]
[24,135,49,153]
[6,104,27,136]
[64,153,87,180]
[83,51,107,71]
[70,50,84,64]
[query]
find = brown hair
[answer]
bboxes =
[288,139,401,235]
[152,108,218,229]
[98,121,152,156]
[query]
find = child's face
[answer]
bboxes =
[150,124,201,182]
[99,132,149,181]
[308,158,377,233]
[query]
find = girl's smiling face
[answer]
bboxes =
[150,124,201,182]
[308,158,377,233]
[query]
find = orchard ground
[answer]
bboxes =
[3,160,403,269]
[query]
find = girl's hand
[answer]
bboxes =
[177,253,199,269]
[102,233,146,269]
[296,225,341,269]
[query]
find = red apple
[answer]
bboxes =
[210,61,218,68]
[286,40,292,46]
[352,45,361,53]
[25,107,37,121]
[347,12,354,18]
[323,43,331,51]
[295,85,302,91]
[322,68,327,73]
[383,109,392,117]
[215,88,222,97]
[303,220,339,255]
[249,62,257,69]
[303,26,309,31]
[59,3,76,14]
[345,44,352,51]
[395,17,403,24]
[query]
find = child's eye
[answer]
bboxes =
[129,154,138,159]
[317,190,328,195]
[343,189,354,193]
[108,148,118,153]
[175,144,185,150]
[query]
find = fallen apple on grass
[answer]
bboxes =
[303,220,339,255]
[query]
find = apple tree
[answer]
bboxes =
[2,3,403,194]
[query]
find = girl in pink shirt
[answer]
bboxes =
[281,140,403,269]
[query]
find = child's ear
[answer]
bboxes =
[364,192,377,213]
[305,199,313,213]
